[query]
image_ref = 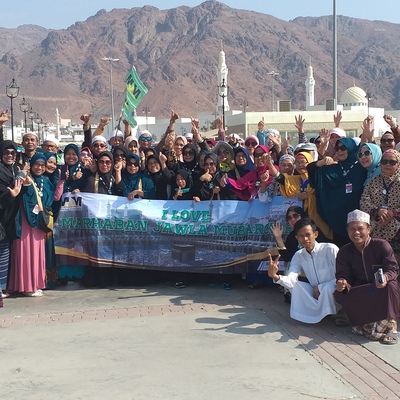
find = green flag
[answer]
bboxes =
[123,67,148,127]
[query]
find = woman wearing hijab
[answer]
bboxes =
[82,152,118,195]
[361,149,400,260]
[228,147,255,180]
[308,137,367,246]
[278,154,295,176]
[171,169,200,201]
[143,153,174,200]
[272,151,333,240]
[115,153,154,200]
[64,144,89,193]
[212,141,235,174]
[196,153,233,200]
[8,153,62,297]
[358,143,382,186]
[0,141,27,303]
[226,145,279,201]
[43,152,65,289]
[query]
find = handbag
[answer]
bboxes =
[32,182,54,233]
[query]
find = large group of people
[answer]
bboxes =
[0,108,399,345]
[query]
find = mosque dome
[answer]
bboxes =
[339,85,367,107]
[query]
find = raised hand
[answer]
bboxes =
[361,115,374,142]
[294,114,305,132]
[258,117,265,132]
[383,114,397,128]
[270,221,284,239]
[170,110,179,123]
[333,111,342,127]
[267,253,281,280]
[0,109,10,125]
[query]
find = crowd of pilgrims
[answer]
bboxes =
[1,109,400,301]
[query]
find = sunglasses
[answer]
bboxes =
[127,162,139,167]
[335,144,347,152]
[140,136,152,141]
[381,159,398,166]
[245,141,257,147]
[217,150,229,156]
[114,153,126,158]
[98,160,112,165]
[81,152,92,157]
[253,153,265,158]
[3,150,16,156]
[183,150,194,156]
[93,143,106,148]
[287,213,300,221]
[381,138,394,144]
[358,150,372,158]
[314,140,321,145]
[204,162,216,167]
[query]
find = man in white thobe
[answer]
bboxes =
[268,218,339,323]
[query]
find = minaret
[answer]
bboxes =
[305,58,315,109]
[217,41,229,112]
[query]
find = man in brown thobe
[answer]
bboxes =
[335,209,400,344]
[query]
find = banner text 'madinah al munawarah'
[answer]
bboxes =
[54,193,300,273]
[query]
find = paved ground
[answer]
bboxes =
[0,279,399,400]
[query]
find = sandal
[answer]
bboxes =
[334,315,350,328]
[380,331,398,345]
[23,291,43,297]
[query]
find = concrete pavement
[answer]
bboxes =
[0,280,399,400]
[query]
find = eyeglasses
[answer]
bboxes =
[3,150,16,156]
[93,143,106,148]
[127,162,139,167]
[114,153,126,158]
[183,150,194,156]
[43,144,57,150]
[217,150,229,156]
[204,162,216,167]
[335,144,347,152]
[381,138,395,144]
[358,150,372,158]
[253,153,265,158]
[98,160,112,165]
[34,163,46,169]
[140,136,152,141]
[245,141,257,147]
[381,159,398,166]
[287,213,300,221]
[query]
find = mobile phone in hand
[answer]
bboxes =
[60,164,68,180]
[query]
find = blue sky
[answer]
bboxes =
[2,0,399,29]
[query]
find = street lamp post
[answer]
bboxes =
[19,97,29,133]
[142,106,150,130]
[267,71,279,111]
[35,114,42,142]
[240,99,249,112]
[218,78,228,129]
[6,78,20,141]
[102,57,119,133]
[366,93,372,115]
[28,107,36,133]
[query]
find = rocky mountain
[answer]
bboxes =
[1,1,400,124]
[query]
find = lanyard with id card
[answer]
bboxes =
[345,183,353,193]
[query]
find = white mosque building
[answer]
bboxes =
[140,46,393,142]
